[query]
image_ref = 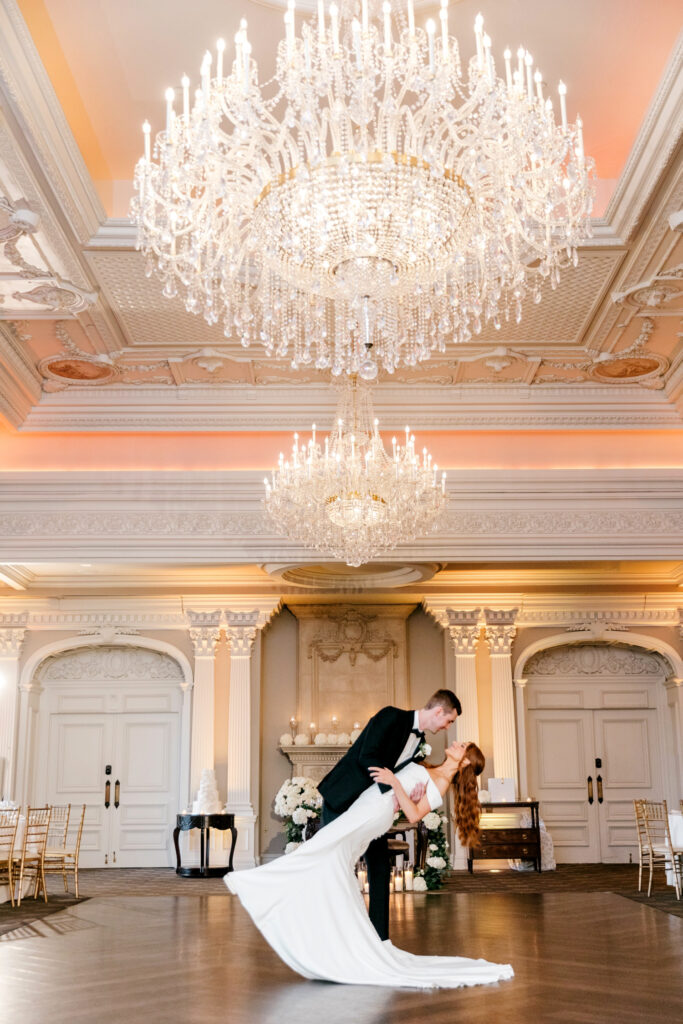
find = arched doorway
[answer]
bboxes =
[17,636,192,868]
[515,634,680,863]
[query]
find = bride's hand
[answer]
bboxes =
[369,766,396,787]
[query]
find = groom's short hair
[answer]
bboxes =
[425,689,461,716]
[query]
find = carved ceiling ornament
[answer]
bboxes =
[526,643,666,678]
[38,645,185,682]
[308,608,398,667]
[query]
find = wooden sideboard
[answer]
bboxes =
[468,801,542,873]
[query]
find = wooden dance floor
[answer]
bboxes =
[1,890,681,1023]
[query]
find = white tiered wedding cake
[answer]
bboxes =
[192,768,222,814]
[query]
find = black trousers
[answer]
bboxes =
[321,801,391,942]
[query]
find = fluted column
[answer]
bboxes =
[665,677,683,797]
[187,610,221,800]
[0,619,27,800]
[484,608,519,790]
[445,609,481,746]
[514,677,529,799]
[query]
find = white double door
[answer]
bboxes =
[527,706,662,862]
[45,711,180,867]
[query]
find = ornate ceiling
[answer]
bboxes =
[0,0,679,433]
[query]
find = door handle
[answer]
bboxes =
[114,780,120,809]
[587,776,594,804]
[104,779,111,808]
[596,775,603,804]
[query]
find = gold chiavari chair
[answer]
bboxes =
[60,804,85,898]
[13,805,51,906]
[642,799,682,900]
[0,809,21,907]
[43,804,71,892]
[633,800,650,893]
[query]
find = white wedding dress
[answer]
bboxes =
[226,762,514,989]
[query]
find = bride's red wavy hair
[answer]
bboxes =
[452,743,485,848]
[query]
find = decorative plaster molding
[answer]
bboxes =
[225,611,261,656]
[442,608,482,654]
[307,608,399,667]
[526,644,665,677]
[38,645,184,682]
[0,626,25,657]
[186,608,222,657]
[484,608,518,656]
[20,382,683,432]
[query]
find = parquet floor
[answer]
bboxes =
[1,888,681,1024]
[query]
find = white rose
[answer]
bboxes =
[292,807,308,825]
[314,733,328,745]
[285,841,301,855]
[423,812,441,830]
[412,876,428,891]
[423,743,432,756]
[426,856,446,870]
[293,734,309,746]
[279,732,293,747]
[429,843,438,851]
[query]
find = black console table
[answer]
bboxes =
[173,813,237,877]
[468,801,541,873]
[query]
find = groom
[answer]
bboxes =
[318,689,461,941]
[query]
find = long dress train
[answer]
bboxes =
[226,762,514,989]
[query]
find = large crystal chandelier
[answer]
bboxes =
[264,379,445,565]
[132,1,594,379]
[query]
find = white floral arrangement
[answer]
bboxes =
[414,812,450,890]
[337,732,351,746]
[350,728,362,742]
[294,733,310,746]
[274,776,322,850]
[279,732,294,747]
[314,732,328,745]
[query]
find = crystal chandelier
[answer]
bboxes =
[132,1,594,379]
[264,379,445,565]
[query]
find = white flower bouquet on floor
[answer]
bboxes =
[415,813,450,890]
[274,776,323,849]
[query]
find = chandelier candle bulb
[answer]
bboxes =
[142,120,150,163]
[352,19,362,68]
[576,116,585,168]
[362,0,368,36]
[216,38,225,82]
[329,3,339,54]
[525,52,534,101]
[383,2,392,55]
[534,69,544,102]
[558,80,568,129]
[164,88,174,136]
[503,48,512,91]
[317,0,325,43]
[426,20,436,73]
[407,0,415,38]
[483,34,493,83]
[475,14,484,69]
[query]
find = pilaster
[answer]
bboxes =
[186,609,221,800]
[445,608,482,748]
[484,608,519,790]
[0,613,28,800]
[225,602,280,868]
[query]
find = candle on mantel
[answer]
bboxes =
[309,722,316,741]
[353,722,360,730]
[289,716,297,738]
[331,715,338,731]
[404,867,414,890]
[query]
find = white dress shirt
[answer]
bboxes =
[394,710,422,767]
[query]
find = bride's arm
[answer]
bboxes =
[368,766,434,824]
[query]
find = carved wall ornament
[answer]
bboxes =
[38,645,185,682]
[0,627,26,658]
[526,644,666,678]
[189,627,221,658]
[308,608,398,667]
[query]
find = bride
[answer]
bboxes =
[226,739,513,989]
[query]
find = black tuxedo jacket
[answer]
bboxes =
[318,706,418,816]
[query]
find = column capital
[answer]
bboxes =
[447,623,481,655]
[186,609,222,658]
[665,676,683,689]
[224,602,281,656]
[0,627,27,658]
[514,676,528,689]
[483,608,518,656]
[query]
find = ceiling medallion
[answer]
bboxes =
[133,0,593,379]
[264,379,445,566]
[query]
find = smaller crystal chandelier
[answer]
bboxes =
[264,378,445,566]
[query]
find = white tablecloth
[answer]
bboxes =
[0,815,31,905]
[666,811,683,887]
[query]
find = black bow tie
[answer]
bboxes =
[411,728,425,740]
